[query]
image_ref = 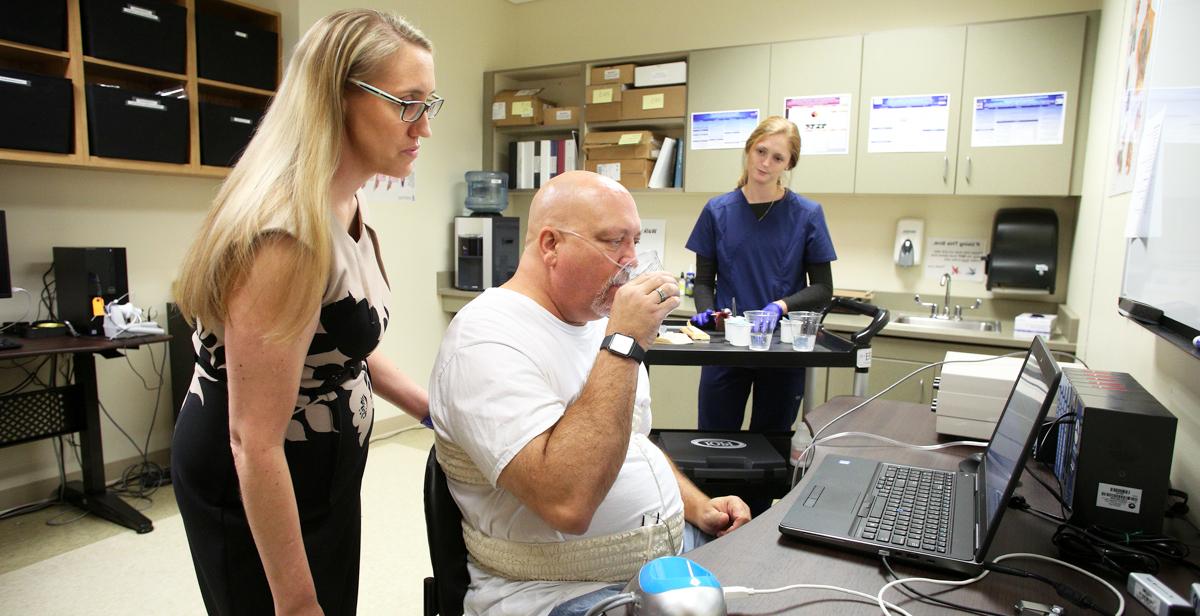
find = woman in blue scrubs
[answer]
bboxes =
[686,116,837,432]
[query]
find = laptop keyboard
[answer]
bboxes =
[857,464,954,553]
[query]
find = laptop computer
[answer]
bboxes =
[778,337,1062,574]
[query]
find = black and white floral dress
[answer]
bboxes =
[172,199,391,616]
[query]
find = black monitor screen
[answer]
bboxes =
[0,211,11,299]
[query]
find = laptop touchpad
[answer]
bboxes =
[797,485,863,535]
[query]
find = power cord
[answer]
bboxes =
[881,555,1007,616]
[983,561,1114,614]
[722,581,915,616]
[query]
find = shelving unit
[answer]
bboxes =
[0,0,280,178]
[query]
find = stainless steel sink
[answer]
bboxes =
[894,314,1002,332]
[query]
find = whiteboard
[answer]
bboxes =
[1120,0,1200,334]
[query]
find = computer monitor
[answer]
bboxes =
[0,211,12,299]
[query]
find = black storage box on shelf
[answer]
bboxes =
[81,0,186,74]
[654,431,791,503]
[86,84,187,163]
[200,102,262,167]
[0,69,73,154]
[196,13,278,90]
[0,1,68,50]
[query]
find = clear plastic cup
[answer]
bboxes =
[790,311,821,352]
[744,310,776,351]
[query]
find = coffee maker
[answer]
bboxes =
[454,171,518,291]
[454,216,519,290]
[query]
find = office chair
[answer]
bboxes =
[423,445,469,616]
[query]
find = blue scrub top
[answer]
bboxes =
[685,189,837,312]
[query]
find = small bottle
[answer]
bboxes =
[684,271,695,297]
[789,419,813,468]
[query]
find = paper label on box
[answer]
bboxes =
[511,101,533,117]
[592,88,613,104]
[491,102,506,120]
[643,94,665,110]
[122,4,160,21]
[618,133,643,145]
[604,68,621,80]
[596,163,622,181]
[1096,482,1142,514]
[126,97,165,111]
[0,76,31,87]
[555,109,573,121]
[515,89,540,96]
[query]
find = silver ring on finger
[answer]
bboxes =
[655,287,667,303]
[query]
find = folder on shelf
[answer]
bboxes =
[649,137,677,188]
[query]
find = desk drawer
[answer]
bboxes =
[0,386,84,448]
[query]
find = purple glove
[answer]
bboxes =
[690,309,715,329]
[762,302,785,331]
[420,415,434,429]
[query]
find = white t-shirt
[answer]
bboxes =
[430,288,684,616]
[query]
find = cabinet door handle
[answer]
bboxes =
[966,156,973,184]
[942,157,948,183]
[919,379,925,403]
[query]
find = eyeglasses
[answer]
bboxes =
[349,78,444,122]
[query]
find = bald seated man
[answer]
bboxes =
[429,171,751,616]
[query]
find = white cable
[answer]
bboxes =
[0,287,34,333]
[813,431,988,451]
[874,552,1125,616]
[724,583,914,616]
[993,552,1124,615]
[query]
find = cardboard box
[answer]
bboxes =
[542,106,580,127]
[634,61,687,87]
[586,158,653,189]
[590,63,636,85]
[621,85,686,120]
[492,89,555,126]
[583,130,662,159]
[586,84,625,105]
[585,101,622,123]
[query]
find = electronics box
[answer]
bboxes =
[86,84,188,163]
[621,85,687,120]
[634,61,688,87]
[492,89,555,127]
[1051,368,1177,534]
[0,69,73,154]
[585,158,653,190]
[82,0,186,74]
[655,431,789,503]
[53,247,128,337]
[196,12,279,91]
[590,63,635,85]
[0,1,68,50]
[543,106,579,127]
[933,352,1026,439]
[199,102,262,167]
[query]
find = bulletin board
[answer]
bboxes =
[1118,0,1200,355]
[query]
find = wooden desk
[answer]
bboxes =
[687,396,1198,614]
[0,334,171,533]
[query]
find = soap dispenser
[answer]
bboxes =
[894,218,924,267]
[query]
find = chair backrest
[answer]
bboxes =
[424,445,469,616]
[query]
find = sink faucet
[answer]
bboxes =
[939,273,952,319]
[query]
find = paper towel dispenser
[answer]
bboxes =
[985,208,1057,293]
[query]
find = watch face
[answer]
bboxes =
[610,334,635,355]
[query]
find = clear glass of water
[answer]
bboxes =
[790,311,822,352]
[744,310,776,351]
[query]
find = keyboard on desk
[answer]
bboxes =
[857,464,954,554]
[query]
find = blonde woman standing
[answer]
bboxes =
[171,10,440,615]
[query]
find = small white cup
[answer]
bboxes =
[779,319,794,343]
[725,317,749,347]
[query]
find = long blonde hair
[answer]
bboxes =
[174,10,430,341]
[736,116,801,189]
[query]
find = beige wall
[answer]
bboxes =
[1067,0,1200,506]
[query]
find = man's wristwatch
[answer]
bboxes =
[600,333,646,364]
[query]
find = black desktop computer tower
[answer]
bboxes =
[53,247,128,336]
[1046,368,1177,534]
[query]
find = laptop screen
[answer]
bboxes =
[980,338,1061,542]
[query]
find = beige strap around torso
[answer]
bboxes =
[434,436,681,582]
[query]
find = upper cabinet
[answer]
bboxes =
[684,45,770,194]
[855,26,967,195]
[955,14,1086,195]
[481,13,1093,197]
[768,35,863,194]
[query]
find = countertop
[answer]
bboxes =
[436,273,1077,352]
